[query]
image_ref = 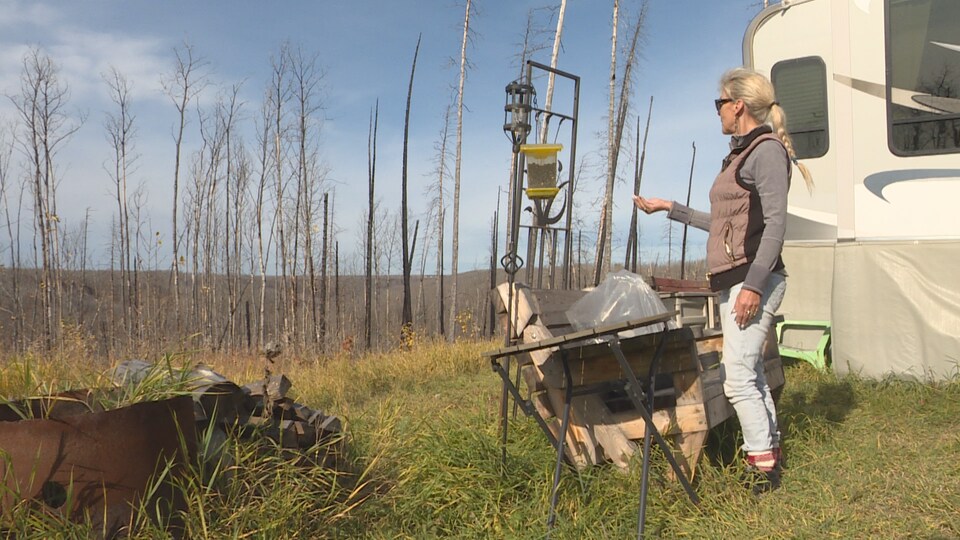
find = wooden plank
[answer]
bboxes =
[672,366,704,407]
[552,334,700,389]
[523,357,636,470]
[669,430,709,482]
[493,283,539,338]
[695,334,724,356]
[700,370,725,402]
[703,391,736,428]
[520,365,555,421]
[611,403,709,439]
[573,395,637,470]
[482,311,676,360]
[651,276,711,293]
[530,288,587,328]
[541,385,598,468]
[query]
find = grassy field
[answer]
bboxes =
[1,340,959,539]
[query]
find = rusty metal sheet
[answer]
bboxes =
[0,393,197,538]
[112,360,254,427]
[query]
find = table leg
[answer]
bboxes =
[608,333,702,508]
[546,350,575,536]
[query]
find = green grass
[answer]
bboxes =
[2,342,959,539]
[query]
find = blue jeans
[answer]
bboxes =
[719,272,787,453]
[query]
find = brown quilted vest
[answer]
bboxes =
[706,133,785,290]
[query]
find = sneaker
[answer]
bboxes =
[743,451,781,495]
[743,466,781,495]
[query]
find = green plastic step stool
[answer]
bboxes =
[775,320,831,371]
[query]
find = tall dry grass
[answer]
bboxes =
[2,340,959,538]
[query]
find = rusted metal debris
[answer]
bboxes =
[111,360,343,451]
[0,361,344,537]
[0,391,196,538]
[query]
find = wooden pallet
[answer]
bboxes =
[491,282,784,481]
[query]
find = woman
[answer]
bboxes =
[634,68,813,494]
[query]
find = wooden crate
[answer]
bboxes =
[492,282,784,481]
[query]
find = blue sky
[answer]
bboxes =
[0,1,767,274]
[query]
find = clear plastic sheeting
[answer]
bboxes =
[565,270,676,338]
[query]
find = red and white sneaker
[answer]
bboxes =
[743,451,781,495]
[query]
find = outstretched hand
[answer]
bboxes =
[632,195,673,214]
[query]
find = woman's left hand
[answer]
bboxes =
[733,288,762,327]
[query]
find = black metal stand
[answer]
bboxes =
[484,313,701,538]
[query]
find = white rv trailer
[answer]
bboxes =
[744,0,960,380]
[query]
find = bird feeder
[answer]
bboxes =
[520,144,563,199]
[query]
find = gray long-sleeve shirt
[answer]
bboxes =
[667,132,790,294]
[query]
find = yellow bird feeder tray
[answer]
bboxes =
[520,144,563,199]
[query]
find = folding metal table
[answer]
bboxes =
[483,312,701,538]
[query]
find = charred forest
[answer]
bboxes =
[0,2,711,359]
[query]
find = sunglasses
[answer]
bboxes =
[714,98,734,113]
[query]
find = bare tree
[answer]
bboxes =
[319,191,329,348]
[287,45,326,348]
[0,125,25,350]
[538,0,568,144]
[103,66,138,341]
[427,100,453,337]
[401,35,422,338]
[450,0,477,340]
[365,102,378,350]
[680,142,696,279]
[220,83,245,349]
[594,0,619,286]
[10,47,82,349]
[253,95,275,348]
[625,97,653,272]
[267,44,293,345]
[162,42,207,333]
[595,2,647,284]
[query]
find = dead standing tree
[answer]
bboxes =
[319,191,329,349]
[401,35,422,339]
[0,128,26,351]
[427,100,453,337]
[365,102,378,350]
[288,46,326,349]
[10,48,82,349]
[537,0,567,144]
[268,44,293,347]
[162,42,207,337]
[449,0,476,341]
[253,96,275,349]
[625,97,653,272]
[523,2,567,286]
[594,2,647,285]
[593,0,619,286]
[219,83,245,351]
[103,67,138,343]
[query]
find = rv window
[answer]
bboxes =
[771,57,828,159]
[887,0,960,155]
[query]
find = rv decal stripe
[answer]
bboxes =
[864,169,960,202]
[834,74,944,114]
[834,74,884,100]
[931,41,960,54]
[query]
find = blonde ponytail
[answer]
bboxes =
[721,67,815,193]
[769,103,814,194]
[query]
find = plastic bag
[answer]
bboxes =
[565,270,676,338]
